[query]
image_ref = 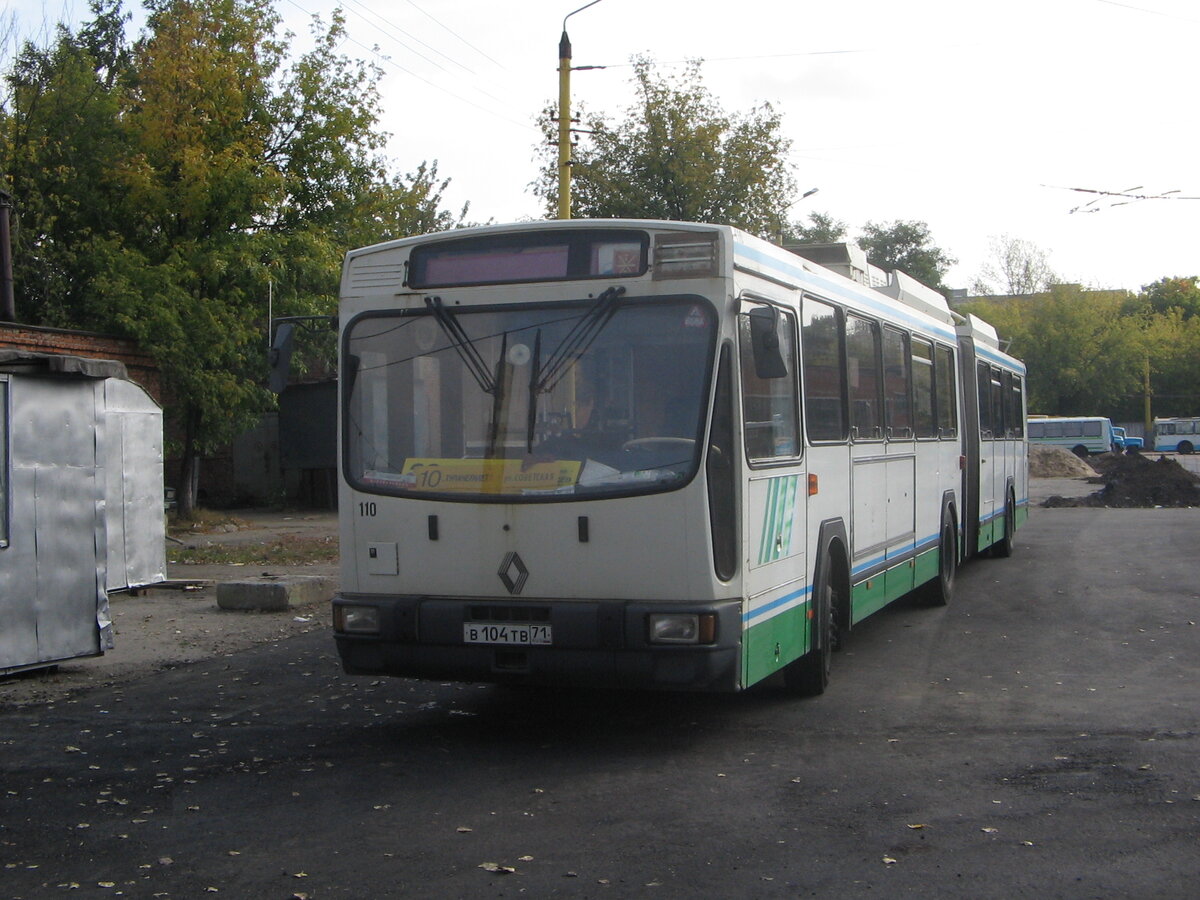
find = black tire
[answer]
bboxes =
[784,549,840,696]
[1072,445,1089,459]
[993,494,1016,558]
[920,507,957,606]
[1179,441,1194,455]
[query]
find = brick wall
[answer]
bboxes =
[0,322,161,403]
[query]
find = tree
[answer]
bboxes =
[971,235,1056,296]
[1,0,132,326]
[785,211,847,244]
[2,0,461,516]
[857,219,956,293]
[959,285,1144,416]
[535,57,797,239]
[1138,276,1200,320]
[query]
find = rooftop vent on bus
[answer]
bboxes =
[783,242,887,288]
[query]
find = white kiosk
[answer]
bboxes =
[0,351,166,675]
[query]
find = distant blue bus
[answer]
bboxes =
[1152,417,1200,454]
[1026,416,1117,457]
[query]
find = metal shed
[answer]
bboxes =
[0,351,166,675]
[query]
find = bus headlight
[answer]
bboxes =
[647,613,717,645]
[334,604,381,634]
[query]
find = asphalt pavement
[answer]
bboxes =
[1,500,1198,898]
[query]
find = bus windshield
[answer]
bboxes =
[344,294,716,501]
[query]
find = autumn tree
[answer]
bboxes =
[535,57,797,239]
[1136,276,1200,319]
[2,0,460,516]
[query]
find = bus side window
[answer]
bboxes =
[883,326,912,439]
[845,314,882,441]
[912,338,935,439]
[801,298,848,442]
[738,303,800,461]
[977,361,993,439]
[934,344,957,439]
[990,366,1004,439]
[1010,375,1025,438]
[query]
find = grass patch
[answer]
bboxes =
[169,536,339,567]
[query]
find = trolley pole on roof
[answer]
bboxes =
[557,1,605,220]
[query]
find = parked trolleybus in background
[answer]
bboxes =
[1152,417,1200,454]
[327,220,1027,695]
[1025,415,1118,457]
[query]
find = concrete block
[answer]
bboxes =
[216,575,335,612]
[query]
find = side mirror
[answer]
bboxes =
[747,305,788,379]
[267,322,296,394]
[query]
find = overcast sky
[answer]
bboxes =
[10,0,1199,292]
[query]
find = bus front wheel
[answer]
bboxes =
[784,549,843,696]
[1179,441,1194,455]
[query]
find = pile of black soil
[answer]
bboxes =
[1043,453,1200,508]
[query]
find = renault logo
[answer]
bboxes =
[498,552,529,595]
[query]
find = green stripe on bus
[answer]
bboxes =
[743,601,810,687]
[757,475,800,565]
[850,547,938,624]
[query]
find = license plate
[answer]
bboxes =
[462,623,552,646]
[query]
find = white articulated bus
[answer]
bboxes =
[330,220,1027,694]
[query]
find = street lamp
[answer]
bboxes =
[557,0,605,220]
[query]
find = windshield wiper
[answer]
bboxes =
[533,286,625,394]
[525,286,625,452]
[526,329,542,453]
[425,295,496,395]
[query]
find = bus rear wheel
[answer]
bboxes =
[1072,445,1089,459]
[993,494,1016,558]
[920,508,957,607]
[1179,441,1194,455]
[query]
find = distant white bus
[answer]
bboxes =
[1026,416,1117,457]
[1152,417,1200,454]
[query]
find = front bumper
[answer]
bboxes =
[332,594,743,691]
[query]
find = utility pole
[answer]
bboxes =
[557,1,605,220]
[557,28,572,220]
[1143,355,1153,440]
[0,188,14,322]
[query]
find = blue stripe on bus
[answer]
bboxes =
[746,527,942,624]
[744,585,812,624]
[732,239,1027,376]
[732,241,959,343]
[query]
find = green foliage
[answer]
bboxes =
[959,281,1200,420]
[858,219,956,293]
[535,57,796,238]
[2,0,460,513]
[1134,276,1200,320]
[785,211,847,245]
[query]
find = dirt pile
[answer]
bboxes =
[1029,445,1096,477]
[1043,453,1200,508]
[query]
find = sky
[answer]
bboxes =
[8,0,1200,292]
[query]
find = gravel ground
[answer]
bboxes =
[0,511,339,708]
